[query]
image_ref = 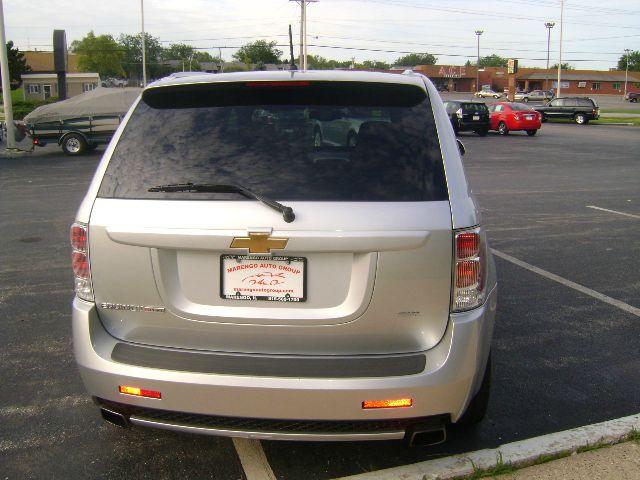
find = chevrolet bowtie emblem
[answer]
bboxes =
[230,233,288,254]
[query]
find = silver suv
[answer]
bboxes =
[71,70,497,446]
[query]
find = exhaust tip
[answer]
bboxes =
[100,408,130,428]
[404,421,447,447]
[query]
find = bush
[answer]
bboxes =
[7,97,59,120]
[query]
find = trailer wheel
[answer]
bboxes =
[62,133,87,155]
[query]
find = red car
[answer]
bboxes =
[488,102,542,136]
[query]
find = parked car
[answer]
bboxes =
[24,88,141,155]
[514,90,554,103]
[488,102,542,136]
[534,97,600,124]
[102,77,129,88]
[72,70,497,446]
[625,92,639,103]
[310,107,390,147]
[443,100,491,136]
[474,89,503,98]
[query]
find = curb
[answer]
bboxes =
[0,148,32,158]
[333,413,640,480]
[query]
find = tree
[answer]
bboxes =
[394,53,437,67]
[362,60,390,70]
[617,50,640,72]
[163,43,199,71]
[5,41,30,85]
[194,51,221,64]
[550,62,574,70]
[232,40,282,66]
[478,54,508,68]
[70,31,124,78]
[305,54,350,70]
[118,33,170,81]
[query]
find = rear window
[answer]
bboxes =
[510,103,534,111]
[461,103,488,114]
[98,81,448,202]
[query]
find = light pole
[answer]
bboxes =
[623,48,630,101]
[545,22,555,91]
[141,0,146,87]
[0,0,16,150]
[556,0,564,98]
[475,30,483,93]
[291,0,318,71]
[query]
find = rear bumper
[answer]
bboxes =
[457,120,490,131]
[72,285,497,440]
[507,119,542,130]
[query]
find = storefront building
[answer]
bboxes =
[398,64,640,95]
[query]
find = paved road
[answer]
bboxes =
[1,123,638,479]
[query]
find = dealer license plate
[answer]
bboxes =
[220,255,306,302]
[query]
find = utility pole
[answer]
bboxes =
[475,30,483,93]
[556,0,564,98]
[0,0,16,150]
[141,0,147,87]
[291,0,318,71]
[544,22,555,91]
[623,48,630,101]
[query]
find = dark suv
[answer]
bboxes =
[443,101,490,136]
[534,97,599,125]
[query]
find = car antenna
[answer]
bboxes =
[289,24,298,71]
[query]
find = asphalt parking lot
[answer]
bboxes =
[1,122,638,479]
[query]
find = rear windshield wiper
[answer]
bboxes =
[148,182,295,223]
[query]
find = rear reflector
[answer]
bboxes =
[456,260,480,288]
[362,398,413,409]
[71,251,90,279]
[119,386,162,399]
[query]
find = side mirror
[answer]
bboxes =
[457,139,466,156]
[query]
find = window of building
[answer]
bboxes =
[612,82,621,90]
[83,83,97,92]
[592,82,601,90]
[578,81,586,88]
[28,84,40,94]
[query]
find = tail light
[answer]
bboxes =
[71,222,94,302]
[452,228,487,312]
[513,114,520,121]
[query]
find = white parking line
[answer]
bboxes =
[586,205,640,219]
[232,438,277,480]
[491,249,640,317]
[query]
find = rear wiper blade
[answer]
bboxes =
[148,182,295,223]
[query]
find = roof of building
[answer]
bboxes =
[518,71,640,82]
[24,51,79,73]
[22,73,99,80]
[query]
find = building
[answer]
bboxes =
[22,51,100,101]
[402,64,640,95]
[22,73,100,101]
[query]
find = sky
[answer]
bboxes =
[5,0,640,71]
